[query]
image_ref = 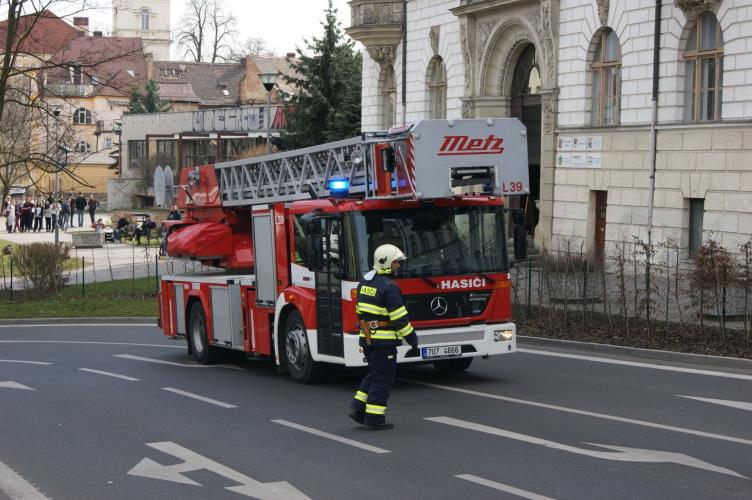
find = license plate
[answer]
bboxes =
[421,345,462,359]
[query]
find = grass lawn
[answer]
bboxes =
[0,276,159,319]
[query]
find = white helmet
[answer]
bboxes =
[373,244,406,272]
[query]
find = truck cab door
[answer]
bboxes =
[312,218,344,357]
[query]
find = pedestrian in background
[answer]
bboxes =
[50,201,60,231]
[44,198,52,232]
[59,200,70,231]
[75,193,86,228]
[167,205,182,221]
[88,195,98,225]
[33,201,43,232]
[69,196,76,227]
[21,197,33,232]
[5,204,14,232]
[14,200,21,232]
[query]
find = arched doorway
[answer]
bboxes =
[510,43,541,237]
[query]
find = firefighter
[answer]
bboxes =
[349,244,419,430]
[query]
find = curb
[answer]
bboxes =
[0,317,159,326]
[519,335,752,371]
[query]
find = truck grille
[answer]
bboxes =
[418,330,486,345]
[404,291,491,321]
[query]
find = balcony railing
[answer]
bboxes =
[45,83,95,97]
[349,0,404,28]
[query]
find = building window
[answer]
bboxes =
[684,12,723,122]
[427,56,447,120]
[688,198,705,257]
[156,139,177,164]
[140,8,150,31]
[104,137,113,149]
[74,141,91,153]
[379,65,396,129]
[70,65,83,85]
[73,107,92,124]
[128,140,147,169]
[590,28,621,126]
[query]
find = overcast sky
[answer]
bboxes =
[83,0,353,59]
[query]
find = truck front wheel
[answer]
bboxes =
[282,310,323,384]
[188,301,219,364]
[432,357,473,373]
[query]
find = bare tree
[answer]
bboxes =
[0,1,146,199]
[228,36,274,61]
[177,0,237,63]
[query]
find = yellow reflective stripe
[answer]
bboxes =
[365,404,386,415]
[388,306,407,321]
[377,269,391,275]
[357,302,388,316]
[397,323,414,337]
[354,391,368,403]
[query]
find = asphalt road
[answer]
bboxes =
[0,324,750,500]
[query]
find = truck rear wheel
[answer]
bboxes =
[188,301,219,364]
[433,357,473,373]
[282,310,323,384]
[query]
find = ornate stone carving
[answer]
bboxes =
[367,45,396,66]
[540,0,556,86]
[350,1,402,27]
[542,93,555,134]
[461,100,471,119]
[429,25,440,56]
[674,0,722,17]
[477,18,498,60]
[460,23,472,91]
[596,0,610,27]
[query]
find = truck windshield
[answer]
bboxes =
[350,205,508,278]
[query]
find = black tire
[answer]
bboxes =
[433,357,473,373]
[188,301,220,364]
[282,310,323,384]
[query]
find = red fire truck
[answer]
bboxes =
[156,119,529,383]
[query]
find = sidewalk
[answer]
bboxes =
[0,213,214,290]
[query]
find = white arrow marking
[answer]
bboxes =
[79,368,139,382]
[0,360,51,365]
[0,381,35,391]
[679,395,752,412]
[128,441,310,499]
[0,459,49,499]
[427,417,746,479]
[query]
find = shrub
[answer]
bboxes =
[12,243,71,297]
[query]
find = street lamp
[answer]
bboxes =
[258,72,278,155]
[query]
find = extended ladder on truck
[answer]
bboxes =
[213,119,530,207]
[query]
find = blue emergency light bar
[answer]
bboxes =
[328,179,349,196]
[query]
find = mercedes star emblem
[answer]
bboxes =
[430,296,448,316]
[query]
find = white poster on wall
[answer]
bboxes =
[558,136,573,151]
[571,153,587,168]
[572,136,588,151]
[587,136,603,151]
[587,153,602,168]
[556,153,572,168]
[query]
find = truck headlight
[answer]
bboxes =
[494,329,514,342]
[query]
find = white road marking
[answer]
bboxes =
[404,379,752,447]
[679,395,752,412]
[272,419,391,455]
[429,417,746,479]
[0,341,181,349]
[456,474,555,500]
[518,348,752,381]
[79,368,139,382]
[0,323,156,328]
[0,360,51,365]
[115,354,244,370]
[162,387,237,408]
[0,459,49,500]
[128,441,310,499]
[0,382,34,391]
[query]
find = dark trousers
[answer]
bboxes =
[33,216,42,232]
[351,345,397,425]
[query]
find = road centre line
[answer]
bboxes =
[403,379,752,447]
[518,348,752,381]
[115,354,244,370]
[0,360,51,365]
[0,324,156,328]
[0,459,49,500]
[272,419,391,454]
[456,474,555,500]
[79,368,139,381]
[679,395,752,412]
[162,387,237,408]
[0,341,182,349]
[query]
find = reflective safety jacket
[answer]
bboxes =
[356,271,418,347]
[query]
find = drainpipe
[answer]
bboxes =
[647,0,662,247]
[401,0,407,126]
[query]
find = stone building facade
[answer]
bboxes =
[113,0,172,60]
[348,0,752,260]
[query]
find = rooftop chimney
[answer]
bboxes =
[286,52,296,59]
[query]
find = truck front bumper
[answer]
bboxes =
[342,322,516,367]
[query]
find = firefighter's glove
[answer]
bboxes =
[406,346,420,358]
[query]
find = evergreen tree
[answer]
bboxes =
[127,79,171,114]
[282,1,362,149]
